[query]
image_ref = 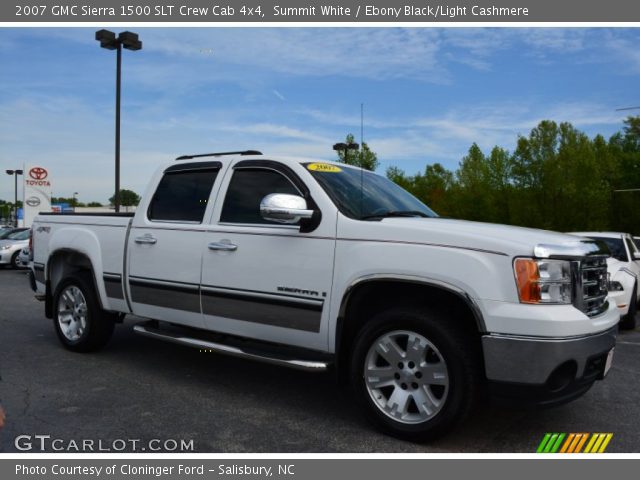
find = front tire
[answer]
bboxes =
[53,272,115,352]
[350,307,482,442]
[11,251,21,269]
[620,283,637,330]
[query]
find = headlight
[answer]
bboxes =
[609,281,624,292]
[0,245,10,250]
[514,258,573,304]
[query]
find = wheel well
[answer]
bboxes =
[336,280,484,377]
[46,249,101,317]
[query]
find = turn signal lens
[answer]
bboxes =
[514,258,573,304]
[515,258,541,303]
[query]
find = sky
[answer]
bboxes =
[1,27,640,204]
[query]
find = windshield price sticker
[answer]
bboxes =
[307,163,342,173]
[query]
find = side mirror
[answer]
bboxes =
[633,252,640,261]
[260,193,314,224]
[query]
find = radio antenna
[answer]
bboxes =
[360,103,364,219]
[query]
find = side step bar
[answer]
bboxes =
[133,322,330,372]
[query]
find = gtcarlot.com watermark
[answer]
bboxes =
[14,435,194,452]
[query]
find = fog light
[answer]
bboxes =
[546,361,577,392]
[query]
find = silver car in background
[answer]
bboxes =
[18,246,30,267]
[0,228,30,269]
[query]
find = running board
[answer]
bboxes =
[133,322,330,372]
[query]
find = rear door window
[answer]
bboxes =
[148,168,219,223]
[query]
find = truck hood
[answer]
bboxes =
[345,217,603,258]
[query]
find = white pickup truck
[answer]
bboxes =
[29,151,619,441]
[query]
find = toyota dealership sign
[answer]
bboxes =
[23,165,52,227]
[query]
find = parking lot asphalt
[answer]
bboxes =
[1,268,639,453]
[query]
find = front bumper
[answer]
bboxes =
[482,326,617,406]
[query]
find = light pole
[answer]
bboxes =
[5,169,23,227]
[73,192,78,212]
[333,142,359,164]
[95,29,142,213]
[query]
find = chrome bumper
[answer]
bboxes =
[482,326,617,385]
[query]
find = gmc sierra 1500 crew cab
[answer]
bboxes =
[29,150,618,441]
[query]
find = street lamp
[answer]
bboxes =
[5,169,23,227]
[333,142,359,164]
[73,192,78,212]
[95,29,142,213]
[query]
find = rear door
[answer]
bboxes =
[126,161,222,328]
[200,160,336,351]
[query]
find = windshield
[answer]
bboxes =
[590,237,628,262]
[304,163,437,220]
[7,229,29,241]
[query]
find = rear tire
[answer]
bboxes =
[10,251,20,269]
[53,272,116,352]
[349,307,482,442]
[620,283,637,330]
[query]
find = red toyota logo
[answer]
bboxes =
[29,167,48,180]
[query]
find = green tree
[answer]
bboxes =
[623,115,640,147]
[485,146,513,224]
[87,201,103,207]
[385,166,413,191]
[608,117,640,233]
[454,144,493,221]
[386,163,456,216]
[382,117,640,234]
[415,163,455,216]
[335,133,379,171]
[510,121,560,228]
[109,189,141,207]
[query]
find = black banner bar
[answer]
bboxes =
[3,0,640,23]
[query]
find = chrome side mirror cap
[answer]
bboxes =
[633,251,640,261]
[260,193,314,224]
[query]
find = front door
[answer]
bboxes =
[200,161,336,351]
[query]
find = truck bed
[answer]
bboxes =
[32,213,133,314]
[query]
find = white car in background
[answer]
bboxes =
[572,232,640,329]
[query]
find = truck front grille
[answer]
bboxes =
[579,256,609,317]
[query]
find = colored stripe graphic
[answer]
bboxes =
[549,433,565,453]
[536,433,552,453]
[559,433,575,453]
[598,434,613,453]
[584,433,599,453]
[537,433,612,453]
[574,433,589,453]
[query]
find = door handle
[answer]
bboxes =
[208,241,237,252]
[134,234,157,245]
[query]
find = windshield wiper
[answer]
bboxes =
[360,210,431,220]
